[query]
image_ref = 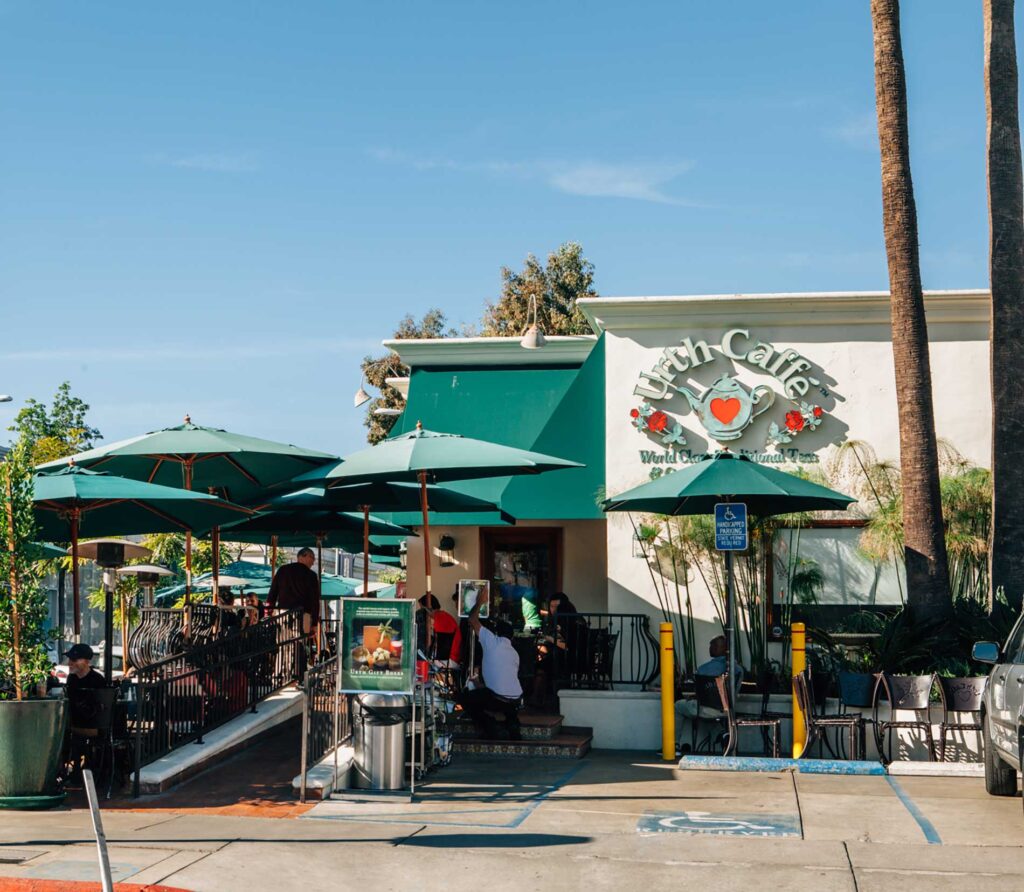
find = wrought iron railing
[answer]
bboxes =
[549,612,660,690]
[127,604,221,668]
[131,609,305,796]
[299,657,352,802]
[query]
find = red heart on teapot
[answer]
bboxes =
[710,397,741,424]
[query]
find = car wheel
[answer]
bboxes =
[983,715,1017,796]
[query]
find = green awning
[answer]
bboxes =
[388,336,605,522]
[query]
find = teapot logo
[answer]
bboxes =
[673,374,774,441]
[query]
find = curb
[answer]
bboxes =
[677,755,886,775]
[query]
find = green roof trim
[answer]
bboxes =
[390,335,605,522]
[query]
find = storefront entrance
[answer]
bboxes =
[480,527,563,630]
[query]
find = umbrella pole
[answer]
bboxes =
[270,535,278,579]
[362,505,370,597]
[317,535,324,652]
[211,526,220,602]
[184,460,193,604]
[71,511,81,637]
[418,470,432,595]
[120,588,130,672]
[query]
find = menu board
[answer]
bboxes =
[457,579,490,619]
[339,598,416,694]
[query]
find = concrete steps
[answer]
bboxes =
[453,712,592,758]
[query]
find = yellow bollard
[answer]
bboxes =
[792,622,806,758]
[660,622,675,761]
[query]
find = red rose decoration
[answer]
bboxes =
[630,408,640,419]
[785,410,805,432]
[813,406,823,418]
[647,411,669,433]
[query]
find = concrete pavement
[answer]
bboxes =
[1,752,1023,890]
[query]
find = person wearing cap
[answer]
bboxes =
[456,589,522,740]
[62,644,108,773]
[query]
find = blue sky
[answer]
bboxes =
[0,1,1005,456]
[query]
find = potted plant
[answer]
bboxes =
[0,443,68,809]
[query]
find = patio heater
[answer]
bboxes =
[116,563,173,608]
[73,539,151,682]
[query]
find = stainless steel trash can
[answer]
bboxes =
[352,694,409,790]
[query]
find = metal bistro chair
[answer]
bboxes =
[837,671,877,759]
[937,676,987,762]
[794,670,864,760]
[716,675,781,758]
[873,673,937,764]
[690,674,730,754]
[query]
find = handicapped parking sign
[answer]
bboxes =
[715,502,748,551]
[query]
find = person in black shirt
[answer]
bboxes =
[64,643,107,731]
[267,547,320,634]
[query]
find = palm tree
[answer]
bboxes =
[870,0,952,619]
[985,0,1024,614]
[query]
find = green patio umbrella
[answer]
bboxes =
[33,463,251,635]
[155,563,358,605]
[270,482,514,595]
[216,508,411,601]
[36,416,337,601]
[602,451,855,732]
[295,422,581,595]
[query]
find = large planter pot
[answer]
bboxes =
[0,697,68,809]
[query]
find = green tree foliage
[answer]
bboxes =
[0,443,52,698]
[361,309,455,444]
[9,381,102,465]
[141,533,231,584]
[481,242,598,337]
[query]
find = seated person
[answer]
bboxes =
[531,592,586,705]
[63,644,108,774]
[216,588,243,635]
[456,589,522,740]
[417,594,462,667]
[676,635,744,720]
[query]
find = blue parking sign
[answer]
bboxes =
[715,503,748,551]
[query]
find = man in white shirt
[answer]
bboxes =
[457,589,523,740]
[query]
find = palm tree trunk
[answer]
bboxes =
[871,0,952,620]
[985,0,1024,614]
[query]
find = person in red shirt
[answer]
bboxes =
[418,594,462,667]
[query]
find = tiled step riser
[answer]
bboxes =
[452,740,590,759]
[454,723,561,741]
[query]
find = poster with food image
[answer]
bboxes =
[340,598,415,694]
[457,579,490,619]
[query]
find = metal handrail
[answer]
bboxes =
[127,604,222,669]
[299,657,352,803]
[549,612,660,690]
[131,608,305,796]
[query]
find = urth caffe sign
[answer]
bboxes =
[630,329,829,467]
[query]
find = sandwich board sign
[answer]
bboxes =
[714,503,748,551]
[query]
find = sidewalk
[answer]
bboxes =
[2,752,1023,890]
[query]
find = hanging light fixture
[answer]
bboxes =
[438,535,456,567]
[354,376,371,408]
[520,294,546,350]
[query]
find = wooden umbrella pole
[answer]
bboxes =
[362,506,370,597]
[120,589,130,671]
[71,511,81,637]
[418,470,432,595]
[211,526,220,601]
[270,535,278,579]
[316,535,324,652]
[184,460,193,604]
[6,470,23,700]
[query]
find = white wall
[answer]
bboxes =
[599,292,991,666]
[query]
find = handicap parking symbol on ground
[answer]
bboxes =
[637,810,801,838]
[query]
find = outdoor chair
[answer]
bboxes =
[872,673,937,764]
[794,670,864,760]
[937,676,986,762]
[690,674,730,754]
[716,675,781,758]
[837,670,877,759]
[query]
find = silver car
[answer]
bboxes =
[974,623,1024,801]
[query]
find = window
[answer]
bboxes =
[773,526,905,608]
